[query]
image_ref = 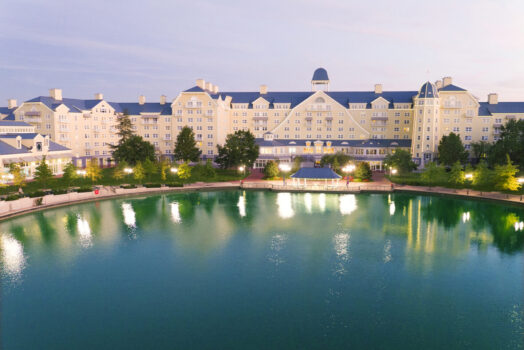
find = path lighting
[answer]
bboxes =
[238,166,245,174]
[279,163,291,186]
[391,168,398,175]
[342,164,355,173]
[124,168,133,174]
[465,173,473,180]
[170,167,178,174]
[515,221,524,232]
[518,178,524,184]
[76,170,87,177]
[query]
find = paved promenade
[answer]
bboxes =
[0,180,522,221]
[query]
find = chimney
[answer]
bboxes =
[7,99,17,109]
[49,88,62,101]
[435,80,443,89]
[94,93,103,100]
[374,84,383,94]
[488,93,498,105]
[196,79,205,89]
[260,84,268,94]
[139,95,146,105]
[205,82,213,91]
[213,85,219,94]
[160,95,166,105]
[442,77,452,87]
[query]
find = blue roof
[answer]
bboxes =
[0,107,16,120]
[255,138,411,148]
[184,86,206,93]
[312,68,329,81]
[291,167,341,179]
[0,141,28,155]
[0,121,32,127]
[479,102,524,116]
[26,96,104,112]
[48,141,70,151]
[0,133,40,139]
[418,82,439,98]
[118,102,172,116]
[439,84,466,92]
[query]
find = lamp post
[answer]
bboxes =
[170,167,178,174]
[76,169,87,177]
[238,165,245,175]
[391,168,398,175]
[124,168,133,175]
[342,164,355,187]
[465,173,473,180]
[279,163,291,186]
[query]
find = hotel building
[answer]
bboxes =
[2,68,523,169]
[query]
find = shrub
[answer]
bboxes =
[120,185,137,189]
[355,162,372,180]
[75,187,93,193]
[5,194,21,201]
[35,198,43,206]
[52,189,68,195]
[263,160,279,179]
[28,191,46,198]
[144,183,161,188]
[166,182,184,187]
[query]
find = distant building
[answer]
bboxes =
[0,121,72,180]
[3,68,523,169]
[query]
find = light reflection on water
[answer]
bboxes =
[77,215,92,248]
[0,234,26,282]
[170,202,182,223]
[237,194,246,217]
[277,192,294,219]
[122,203,136,228]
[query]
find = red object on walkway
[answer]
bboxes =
[94,189,99,195]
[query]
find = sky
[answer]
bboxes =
[1,0,523,104]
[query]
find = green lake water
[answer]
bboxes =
[1,190,523,349]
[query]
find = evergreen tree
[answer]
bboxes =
[215,130,259,169]
[421,162,446,186]
[143,158,158,181]
[448,161,465,186]
[9,163,26,189]
[177,162,191,180]
[112,160,129,180]
[86,158,102,183]
[493,155,521,191]
[114,109,134,144]
[383,149,417,174]
[174,126,201,162]
[472,160,492,188]
[263,160,279,179]
[133,162,145,183]
[437,132,469,166]
[34,156,54,189]
[160,159,171,182]
[488,120,524,169]
[355,162,372,180]
[62,162,77,188]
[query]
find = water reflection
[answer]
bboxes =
[277,193,294,219]
[304,193,312,213]
[237,193,246,218]
[170,202,182,223]
[318,193,326,212]
[122,203,136,228]
[77,215,92,248]
[339,194,357,215]
[333,232,351,276]
[267,233,287,266]
[1,234,26,281]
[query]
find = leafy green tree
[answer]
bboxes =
[263,160,279,179]
[86,158,102,183]
[113,160,129,180]
[383,149,417,174]
[34,156,54,189]
[470,141,491,163]
[112,135,156,165]
[114,109,134,143]
[133,162,145,183]
[174,126,201,162]
[320,152,352,172]
[215,130,259,169]
[421,162,446,186]
[473,161,492,188]
[438,132,469,166]
[488,119,524,169]
[160,159,171,182]
[355,162,372,180]
[177,162,191,180]
[493,155,521,191]
[448,161,465,186]
[143,158,158,181]
[61,162,77,188]
[292,156,304,172]
[9,163,26,188]
[203,159,216,178]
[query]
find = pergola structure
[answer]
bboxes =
[290,167,341,186]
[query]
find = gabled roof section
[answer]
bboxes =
[25,96,108,112]
[117,102,172,116]
[48,141,70,151]
[439,84,466,92]
[184,86,206,93]
[0,133,40,139]
[478,102,524,116]
[0,121,32,127]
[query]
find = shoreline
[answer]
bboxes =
[0,181,522,221]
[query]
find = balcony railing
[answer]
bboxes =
[25,111,41,117]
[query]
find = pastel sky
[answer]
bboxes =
[1,0,523,104]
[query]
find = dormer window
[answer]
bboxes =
[315,97,325,103]
[17,139,21,149]
[36,142,42,151]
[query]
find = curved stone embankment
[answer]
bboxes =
[0,181,522,221]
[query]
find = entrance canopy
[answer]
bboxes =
[291,167,341,180]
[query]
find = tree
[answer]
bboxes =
[263,160,279,179]
[159,159,171,182]
[383,149,417,174]
[438,132,469,166]
[320,152,352,172]
[9,163,26,188]
[34,156,54,189]
[133,162,145,183]
[62,162,77,188]
[215,130,259,169]
[143,158,158,181]
[86,159,102,182]
[355,162,372,180]
[292,156,304,173]
[493,155,521,191]
[112,135,156,165]
[112,160,129,180]
[114,109,134,143]
[470,141,491,163]
[448,161,465,186]
[203,159,216,178]
[472,160,492,188]
[174,126,201,162]
[488,120,524,169]
[421,162,446,186]
[177,162,191,180]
